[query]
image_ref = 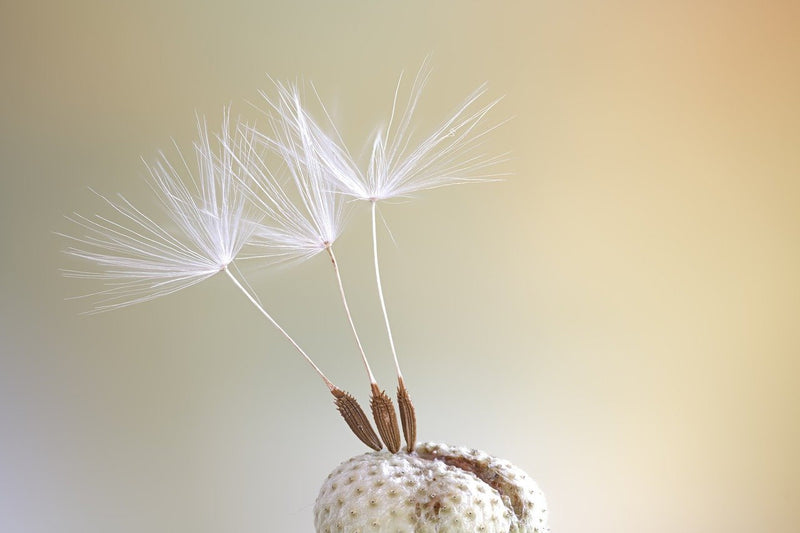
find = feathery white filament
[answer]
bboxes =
[61,111,257,312]
[236,82,345,265]
[61,111,339,390]
[308,59,507,201]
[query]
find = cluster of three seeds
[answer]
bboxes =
[332,376,416,453]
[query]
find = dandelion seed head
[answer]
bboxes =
[60,110,259,312]
[233,81,347,265]
[292,59,508,203]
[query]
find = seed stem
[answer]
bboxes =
[225,266,384,450]
[371,200,417,452]
[371,200,402,378]
[326,244,377,386]
[224,266,334,391]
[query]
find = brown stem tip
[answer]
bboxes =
[332,387,383,451]
[370,383,402,453]
[397,377,417,453]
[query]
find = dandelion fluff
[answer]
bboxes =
[60,110,258,312]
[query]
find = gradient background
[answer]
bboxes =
[2,1,799,532]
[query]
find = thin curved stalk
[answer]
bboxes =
[371,200,402,377]
[225,266,383,451]
[326,244,401,452]
[326,245,377,385]
[371,200,416,452]
[224,267,334,390]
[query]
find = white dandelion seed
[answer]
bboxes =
[59,111,340,396]
[60,110,258,312]
[287,61,508,451]
[235,83,346,265]
[236,82,404,450]
[311,58,508,201]
[59,71,550,529]
[60,110,387,450]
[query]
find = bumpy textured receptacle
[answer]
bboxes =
[314,442,549,533]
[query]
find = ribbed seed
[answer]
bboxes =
[370,383,401,453]
[397,377,417,453]
[332,387,383,451]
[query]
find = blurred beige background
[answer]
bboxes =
[2,1,799,532]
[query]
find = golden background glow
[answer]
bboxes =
[1,1,798,531]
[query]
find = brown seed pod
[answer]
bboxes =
[369,383,402,453]
[396,376,417,452]
[331,387,382,451]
